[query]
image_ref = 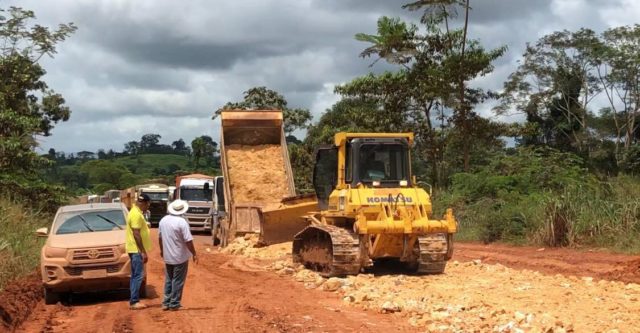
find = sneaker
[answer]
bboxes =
[169,305,182,311]
[130,302,148,310]
[161,305,170,311]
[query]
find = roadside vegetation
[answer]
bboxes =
[0,198,49,291]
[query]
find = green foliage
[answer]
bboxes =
[0,7,76,210]
[0,197,50,291]
[79,160,138,190]
[288,143,314,193]
[191,135,218,170]
[435,147,595,243]
[215,86,312,135]
[435,148,640,251]
[46,154,198,194]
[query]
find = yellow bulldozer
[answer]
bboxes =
[291,132,457,276]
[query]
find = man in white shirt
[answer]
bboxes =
[158,200,198,311]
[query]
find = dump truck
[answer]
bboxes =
[291,132,457,276]
[174,174,224,233]
[217,110,317,246]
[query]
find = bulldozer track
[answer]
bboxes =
[416,234,449,274]
[293,224,362,277]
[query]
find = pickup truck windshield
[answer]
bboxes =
[54,209,126,234]
[180,187,213,201]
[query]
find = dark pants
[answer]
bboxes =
[129,253,145,305]
[163,261,189,309]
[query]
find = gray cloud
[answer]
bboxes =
[6,0,640,153]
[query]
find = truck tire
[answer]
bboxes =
[212,216,220,245]
[44,288,60,305]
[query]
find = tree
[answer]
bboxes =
[171,138,190,155]
[596,25,640,156]
[346,2,505,183]
[215,86,312,136]
[124,140,140,155]
[76,150,95,161]
[0,7,76,209]
[497,29,601,154]
[355,1,504,172]
[139,133,161,153]
[191,135,217,169]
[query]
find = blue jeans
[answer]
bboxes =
[163,261,189,309]
[129,253,145,305]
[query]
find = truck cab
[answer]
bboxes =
[138,184,170,227]
[175,175,225,235]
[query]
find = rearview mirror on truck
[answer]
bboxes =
[36,227,48,237]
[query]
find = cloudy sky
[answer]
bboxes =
[7,0,640,153]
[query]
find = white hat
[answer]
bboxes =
[168,200,189,215]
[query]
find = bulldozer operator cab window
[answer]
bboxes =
[353,141,409,186]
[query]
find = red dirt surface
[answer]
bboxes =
[453,242,640,283]
[17,231,416,333]
[8,236,640,332]
[0,272,41,332]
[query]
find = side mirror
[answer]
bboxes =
[36,227,49,237]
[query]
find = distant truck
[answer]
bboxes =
[138,184,170,226]
[174,174,224,234]
[119,184,170,227]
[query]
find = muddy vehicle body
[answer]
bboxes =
[37,203,145,304]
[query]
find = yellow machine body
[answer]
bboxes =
[291,132,457,276]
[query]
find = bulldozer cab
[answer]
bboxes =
[313,134,413,210]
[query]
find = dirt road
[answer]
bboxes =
[16,231,415,333]
[9,233,640,332]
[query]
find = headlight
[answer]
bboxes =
[44,247,67,258]
[118,244,126,255]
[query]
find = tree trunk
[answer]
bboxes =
[461,0,471,171]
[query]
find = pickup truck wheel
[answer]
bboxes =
[44,288,60,305]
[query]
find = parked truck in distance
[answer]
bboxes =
[138,184,169,226]
[174,174,224,234]
[119,184,170,226]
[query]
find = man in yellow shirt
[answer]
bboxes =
[126,193,152,309]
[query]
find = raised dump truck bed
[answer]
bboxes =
[218,110,315,246]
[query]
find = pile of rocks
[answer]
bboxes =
[222,240,639,332]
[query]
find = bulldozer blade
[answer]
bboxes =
[258,195,318,246]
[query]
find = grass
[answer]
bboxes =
[0,197,50,291]
[434,175,640,254]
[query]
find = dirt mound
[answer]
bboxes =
[220,235,290,260]
[226,144,291,204]
[0,272,41,332]
[605,258,640,283]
